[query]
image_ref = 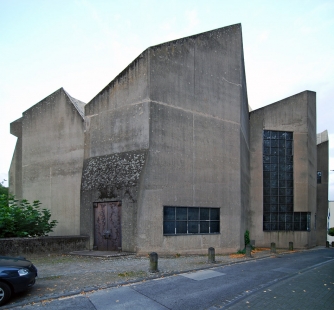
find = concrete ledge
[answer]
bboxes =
[0,235,89,256]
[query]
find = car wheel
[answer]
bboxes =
[0,282,11,306]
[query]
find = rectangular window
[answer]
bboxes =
[317,171,322,184]
[163,206,220,235]
[262,130,310,232]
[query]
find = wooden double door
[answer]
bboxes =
[94,202,121,251]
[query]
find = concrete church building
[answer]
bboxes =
[9,24,329,254]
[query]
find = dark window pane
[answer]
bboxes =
[176,207,187,220]
[188,221,198,233]
[286,204,293,212]
[271,188,278,196]
[200,208,209,220]
[279,180,286,188]
[200,222,209,233]
[270,204,278,212]
[286,196,293,204]
[210,208,220,220]
[271,131,278,139]
[164,207,175,220]
[271,179,278,188]
[286,148,293,155]
[279,196,286,204]
[286,188,293,196]
[279,222,286,230]
[317,171,322,184]
[264,223,271,231]
[286,132,293,140]
[271,156,278,163]
[279,156,286,164]
[279,140,285,148]
[271,140,278,147]
[301,213,307,221]
[188,208,199,220]
[294,222,300,231]
[286,213,293,222]
[176,221,187,234]
[263,147,270,155]
[263,155,270,163]
[271,148,278,155]
[264,179,271,188]
[286,222,293,230]
[271,196,278,204]
[286,156,293,163]
[164,221,175,234]
[286,165,293,172]
[279,213,286,222]
[264,204,271,212]
[264,171,270,179]
[286,173,293,180]
[264,164,271,171]
[287,180,293,188]
[264,188,271,196]
[271,223,278,230]
[210,221,220,233]
[279,205,287,212]
[271,171,278,179]
[279,132,286,139]
[294,213,300,222]
[301,222,307,230]
[279,164,286,172]
[264,140,271,147]
[263,130,271,139]
[263,213,271,222]
[279,188,286,196]
[271,213,278,222]
[286,140,292,148]
[279,148,285,156]
[279,172,285,180]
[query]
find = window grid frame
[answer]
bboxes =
[163,206,220,235]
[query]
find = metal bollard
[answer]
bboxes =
[246,244,252,257]
[289,242,293,251]
[149,252,158,272]
[270,242,276,253]
[326,241,329,248]
[208,247,215,263]
[332,241,334,248]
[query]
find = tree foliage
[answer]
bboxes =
[0,180,8,198]
[0,194,58,238]
[328,227,334,237]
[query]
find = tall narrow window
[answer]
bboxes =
[317,171,322,184]
[262,130,310,231]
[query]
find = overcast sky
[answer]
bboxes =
[1,0,333,198]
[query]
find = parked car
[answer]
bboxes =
[0,256,37,306]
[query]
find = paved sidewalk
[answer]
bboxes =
[217,259,334,309]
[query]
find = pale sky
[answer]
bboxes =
[1,0,333,198]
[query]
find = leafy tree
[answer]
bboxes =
[328,227,334,237]
[0,180,8,198]
[0,195,57,238]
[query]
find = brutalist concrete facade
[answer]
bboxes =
[316,131,329,245]
[9,88,85,236]
[81,24,250,254]
[249,91,318,248]
[9,24,329,254]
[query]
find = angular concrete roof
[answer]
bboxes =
[63,89,85,118]
[317,130,328,145]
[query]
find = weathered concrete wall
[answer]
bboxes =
[10,88,85,236]
[82,24,249,254]
[249,91,317,248]
[316,132,329,245]
[0,236,89,256]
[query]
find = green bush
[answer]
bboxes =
[328,227,334,237]
[244,230,250,247]
[0,194,57,238]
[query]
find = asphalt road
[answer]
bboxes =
[6,248,334,310]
